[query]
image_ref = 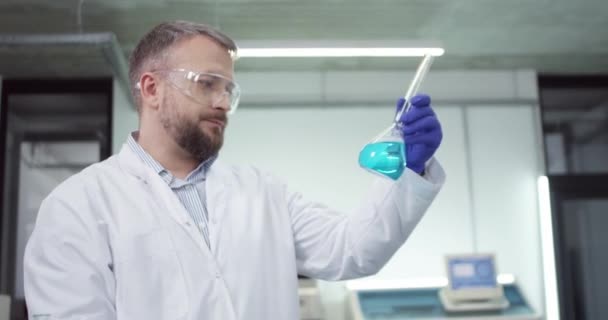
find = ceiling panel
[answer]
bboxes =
[0,0,606,72]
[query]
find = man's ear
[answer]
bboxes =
[139,72,162,111]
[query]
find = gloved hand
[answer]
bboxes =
[396,94,442,174]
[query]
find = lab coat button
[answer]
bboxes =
[215,273,221,279]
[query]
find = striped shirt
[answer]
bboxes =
[127,133,215,248]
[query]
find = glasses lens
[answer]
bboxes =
[167,70,241,114]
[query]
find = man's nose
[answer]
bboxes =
[211,92,231,112]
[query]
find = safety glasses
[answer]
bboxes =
[138,69,241,114]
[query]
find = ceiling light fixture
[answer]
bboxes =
[237,47,445,58]
[234,40,445,58]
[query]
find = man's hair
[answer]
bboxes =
[128,20,238,111]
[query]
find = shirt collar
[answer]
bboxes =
[127,131,216,185]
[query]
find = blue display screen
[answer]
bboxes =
[448,256,497,290]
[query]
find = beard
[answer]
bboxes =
[160,95,227,163]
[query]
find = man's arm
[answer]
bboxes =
[289,94,444,280]
[289,159,445,281]
[24,192,116,319]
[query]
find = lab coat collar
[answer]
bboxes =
[126,131,217,184]
[117,141,232,256]
[117,140,232,227]
[117,139,230,187]
[117,142,153,183]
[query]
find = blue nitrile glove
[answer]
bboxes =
[396,94,443,174]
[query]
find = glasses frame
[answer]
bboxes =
[135,68,241,114]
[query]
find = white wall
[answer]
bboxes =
[112,70,547,319]
[466,105,544,313]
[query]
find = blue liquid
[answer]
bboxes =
[358,141,406,180]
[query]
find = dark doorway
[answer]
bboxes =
[0,78,113,320]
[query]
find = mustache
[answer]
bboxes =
[199,113,228,124]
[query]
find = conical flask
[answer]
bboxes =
[358,54,435,180]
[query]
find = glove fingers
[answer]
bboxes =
[400,105,435,124]
[401,115,440,135]
[403,134,434,146]
[403,128,443,146]
[395,94,431,114]
[410,94,431,108]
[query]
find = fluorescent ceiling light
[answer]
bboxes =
[237,47,445,58]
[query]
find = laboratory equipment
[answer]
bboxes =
[439,254,510,312]
[346,276,538,320]
[358,54,435,180]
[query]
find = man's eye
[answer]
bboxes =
[197,79,215,89]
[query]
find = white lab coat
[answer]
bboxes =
[24,142,445,320]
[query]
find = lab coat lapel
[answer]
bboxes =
[117,144,214,257]
[205,161,230,253]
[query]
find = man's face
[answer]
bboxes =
[159,36,235,163]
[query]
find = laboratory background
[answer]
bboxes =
[0,1,607,320]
